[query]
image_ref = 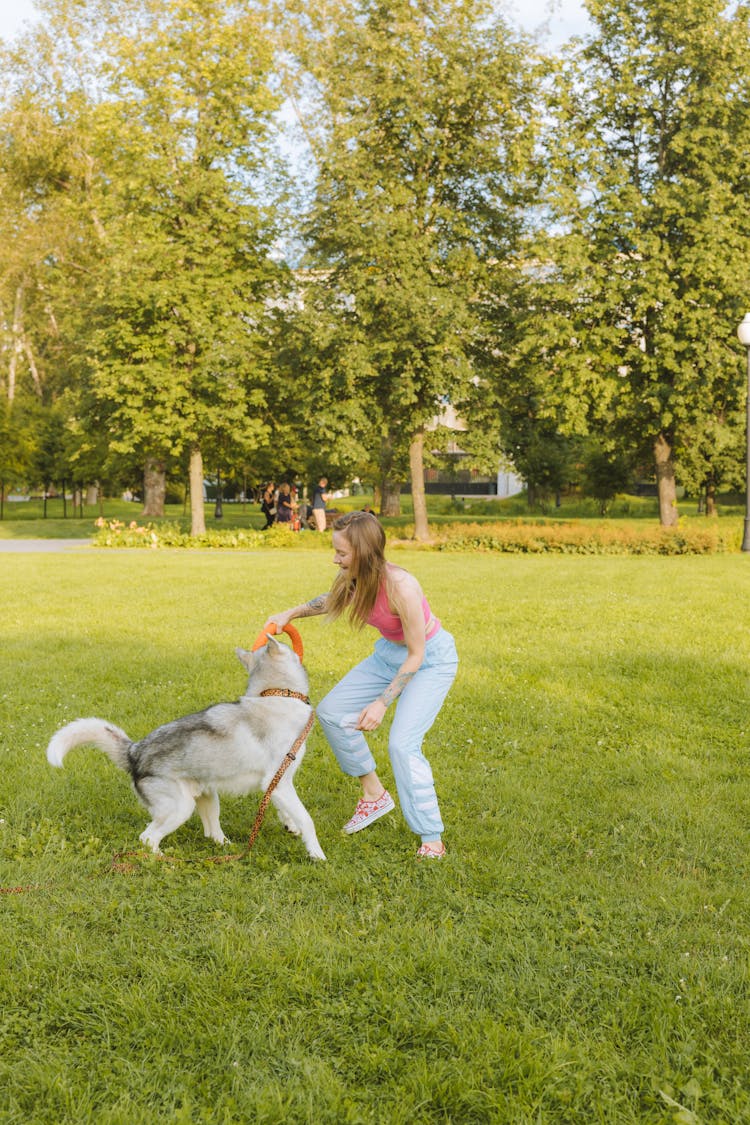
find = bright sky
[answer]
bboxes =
[506,0,592,43]
[0,0,592,49]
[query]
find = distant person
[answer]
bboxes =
[312,476,331,532]
[276,482,294,526]
[260,481,276,529]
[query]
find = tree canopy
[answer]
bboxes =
[1,0,749,531]
[534,0,750,523]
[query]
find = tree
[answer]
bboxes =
[541,0,750,525]
[289,0,537,537]
[254,286,376,499]
[674,409,745,514]
[78,0,287,534]
[1,0,292,534]
[581,442,632,515]
[30,403,68,516]
[0,36,99,413]
[0,399,34,516]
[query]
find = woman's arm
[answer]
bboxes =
[263,593,328,632]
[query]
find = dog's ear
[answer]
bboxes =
[235,646,259,671]
[266,635,300,663]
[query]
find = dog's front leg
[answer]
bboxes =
[271,783,326,861]
[195,791,230,844]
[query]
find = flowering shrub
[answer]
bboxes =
[92,519,327,550]
[92,517,741,554]
[395,520,740,555]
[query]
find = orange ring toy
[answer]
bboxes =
[251,622,304,661]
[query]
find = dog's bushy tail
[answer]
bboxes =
[47,718,132,771]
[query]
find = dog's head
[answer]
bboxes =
[236,635,310,698]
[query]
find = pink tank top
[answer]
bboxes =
[366,580,441,644]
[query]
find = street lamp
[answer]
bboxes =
[738,313,750,552]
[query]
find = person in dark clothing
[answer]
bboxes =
[276,482,294,525]
[260,481,276,529]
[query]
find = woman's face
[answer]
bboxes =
[332,530,355,574]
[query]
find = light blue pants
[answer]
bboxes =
[316,629,458,843]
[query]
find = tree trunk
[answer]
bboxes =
[8,284,25,405]
[189,446,206,536]
[705,476,717,517]
[380,477,402,516]
[142,457,166,517]
[379,431,401,517]
[86,484,99,507]
[409,430,430,541]
[654,432,678,526]
[23,337,42,397]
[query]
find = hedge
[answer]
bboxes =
[408,519,741,555]
[92,517,741,555]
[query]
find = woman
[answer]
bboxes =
[276,482,295,526]
[260,481,276,530]
[264,510,458,859]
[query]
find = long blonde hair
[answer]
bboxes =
[326,511,387,628]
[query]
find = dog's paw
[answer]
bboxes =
[139,829,163,854]
[277,812,302,836]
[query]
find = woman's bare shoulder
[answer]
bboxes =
[386,564,423,604]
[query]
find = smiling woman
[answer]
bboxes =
[263,509,459,859]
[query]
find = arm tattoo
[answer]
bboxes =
[297,594,328,618]
[379,670,415,708]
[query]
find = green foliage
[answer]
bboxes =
[503,418,580,506]
[82,0,286,469]
[0,399,34,486]
[291,0,538,523]
[2,0,750,540]
[89,513,743,555]
[581,445,634,514]
[1,550,749,1121]
[1,0,291,512]
[418,519,740,555]
[535,0,750,511]
[92,517,326,550]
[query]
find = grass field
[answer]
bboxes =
[2,547,750,1123]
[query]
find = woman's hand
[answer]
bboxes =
[262,610,295,633]
[356,698,387,732]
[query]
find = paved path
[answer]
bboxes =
[0,539,94,552]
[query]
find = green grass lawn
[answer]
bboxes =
[1,549,749,1123]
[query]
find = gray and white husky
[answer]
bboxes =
[46,637,326,860]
